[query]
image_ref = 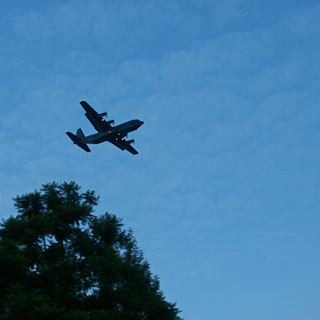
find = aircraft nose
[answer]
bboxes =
[139,120,144,126]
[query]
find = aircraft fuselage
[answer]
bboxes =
[85,119,143,144]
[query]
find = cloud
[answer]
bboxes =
[1,2,320,319]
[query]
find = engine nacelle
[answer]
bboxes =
[99,112,107,117]
[127,139,135,145]
[103,119,114,125]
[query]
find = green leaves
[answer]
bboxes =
[0,182,180,320]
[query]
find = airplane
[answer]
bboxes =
[66,101,144,154]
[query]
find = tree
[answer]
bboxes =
[0,182,181,320]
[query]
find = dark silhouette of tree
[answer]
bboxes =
[0,182,180,320]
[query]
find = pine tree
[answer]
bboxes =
[0,182,180,320]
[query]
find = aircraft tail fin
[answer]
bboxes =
[76,128,85,138]
[66,131,91,152]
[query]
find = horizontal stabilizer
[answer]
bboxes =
[66,132,91,152]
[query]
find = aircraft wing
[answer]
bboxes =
[110,138,139,155]
[80,101,113,132]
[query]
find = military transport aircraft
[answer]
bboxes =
[66,101,144,154]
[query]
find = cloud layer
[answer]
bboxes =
[1,1,320,319]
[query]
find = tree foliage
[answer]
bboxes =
[0,182,180,320]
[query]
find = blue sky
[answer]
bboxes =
[1,1,320,319]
